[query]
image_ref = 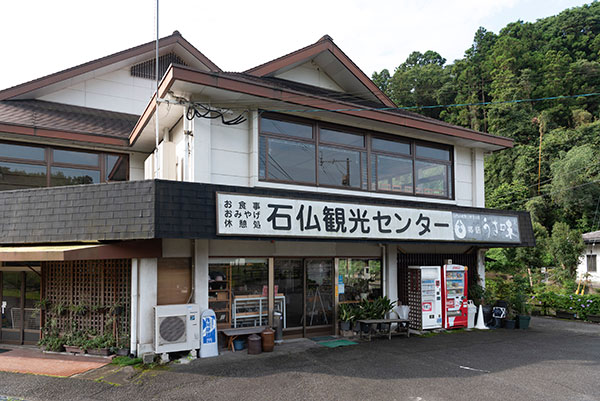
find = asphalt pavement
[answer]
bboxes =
[0,316,598,401]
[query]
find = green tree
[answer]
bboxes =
[550,145,600,230]
[549,222,584,281]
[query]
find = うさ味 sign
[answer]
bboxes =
[216,193,520,243]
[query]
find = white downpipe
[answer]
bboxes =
[154,0,160,178]
[130,259,139,356]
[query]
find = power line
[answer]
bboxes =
[262,92,600,114]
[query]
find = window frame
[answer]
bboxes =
[259,112,454,200]
[0,140,129,189]
[587,254,597,273]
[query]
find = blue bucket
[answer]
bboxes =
[233,338,246,351]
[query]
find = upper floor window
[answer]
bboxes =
[588,255,597,273]
[259,113,453,199]
[0,141,128,191]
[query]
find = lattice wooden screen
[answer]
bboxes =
[41,259,131,342]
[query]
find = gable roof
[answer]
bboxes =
[129,64,514,151]
[245,35,396,109]
[0,31,221,101]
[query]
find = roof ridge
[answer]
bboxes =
[0,31,221,101]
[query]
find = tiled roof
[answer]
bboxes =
[0,100,138,139]
[583,230,600,243]
[219,72,488,135]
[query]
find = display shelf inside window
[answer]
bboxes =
[208,265,232,329]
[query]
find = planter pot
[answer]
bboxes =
[586,314,600,323]
[233,339,246,351]
[340,321,351,331]
[88,348,112,356]
[504,319,516,329]
[116,348,130,356]
[556,310,576,320]
[482,305,493,326]
[353,322,361,333]
[380,323,390,332]
[361,322,371,334]
[64,346,85,354]
[518,315,531,329]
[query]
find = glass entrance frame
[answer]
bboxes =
[0,267,41,345]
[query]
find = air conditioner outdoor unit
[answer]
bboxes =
[154,304,200,354]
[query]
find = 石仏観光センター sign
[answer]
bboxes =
[216,193,520,243]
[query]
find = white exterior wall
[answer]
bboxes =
[37,68,155,115]
[275,61,344,92]
[129,152,147,181]
[454,147,473,207]
[577,243,600,284]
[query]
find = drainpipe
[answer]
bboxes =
[379,244,387,297]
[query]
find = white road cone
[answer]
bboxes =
[475,305,489,330]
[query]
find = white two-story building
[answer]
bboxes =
[0,32,533,355]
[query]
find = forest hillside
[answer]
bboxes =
[373,2,600,283]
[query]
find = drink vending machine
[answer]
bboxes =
[442,264,468,329]
[407,266,442,330]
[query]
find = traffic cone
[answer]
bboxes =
[475,305,488,330]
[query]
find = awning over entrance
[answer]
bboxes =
[0,240,161,262]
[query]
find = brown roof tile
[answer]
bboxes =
[0,100,138,139]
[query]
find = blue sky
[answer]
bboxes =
[0,0,592,90]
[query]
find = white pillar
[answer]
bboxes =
[137,258,158,355]
[248,109,259,186]
[194,239,209,311]
[130,259,139,356]
[477,248,487,288]
[386,244,398,304]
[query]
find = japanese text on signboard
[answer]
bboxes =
[216,193,520,243]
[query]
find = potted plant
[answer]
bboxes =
[338,303,355,332]
[52,302,67,316]
[86,333,115,356]
[376,296,396,331]
[69,303,89,317]
[358,299,374,334]
[64,330,88,354]
[110,302,124,316]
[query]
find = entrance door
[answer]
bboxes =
[304,259,334,337]
[274,258,334,338]
[0,271,41,344]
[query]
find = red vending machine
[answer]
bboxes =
[441,264,468,329]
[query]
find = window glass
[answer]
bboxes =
[274,259,303,329]
[320,128,364,147]
[50,167,100,186]
[53,149,99,166]
[416,145,450,161]
[105,154,128,181]
[318,146,361,188]
[0,162,47,190]
[588,255,597,273]
[361,152,368,190]
[415,161,448,197]
[376,154,413,193]
[338,259,382,302]
[259,136,267,180]
[261,117,312,139]
[372,138,410,155]
[266,138,315,183]
[0,143,45,161]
